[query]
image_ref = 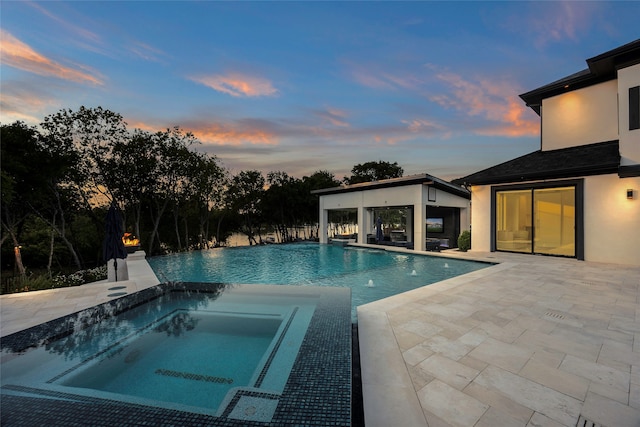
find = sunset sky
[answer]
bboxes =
[1,1,639,181]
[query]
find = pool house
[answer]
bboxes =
[312,173,471,252]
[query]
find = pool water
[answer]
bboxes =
[1,284,334,424]
[60,312,282,412]
[149,242,490,318]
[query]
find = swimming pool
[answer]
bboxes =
[148,242,490,319]
[0,282,352,426]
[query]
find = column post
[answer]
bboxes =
[319,201,329,244]
[415,188,427,251]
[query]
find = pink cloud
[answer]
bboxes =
[521,1,598,48]
[26,2,114,58]
[349,62,422,91]
[28,2,102,46]
[314,108,350,127]
[0,82,57,125]
[128,41,166,62]
[0,107,42,125]
[402,118,442,133]
[193,124,277,146]
[128,119,278,146]
[351,68,395,90]
[189,73,277,97]
[0,30,103,85]
[430,71,539,137]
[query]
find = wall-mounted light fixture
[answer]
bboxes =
[628,189,634,200]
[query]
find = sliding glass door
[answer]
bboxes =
[533,187,575,256]
[495,185,576,257]
[496,190,532,252]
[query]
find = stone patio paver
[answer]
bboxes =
[417,379,489,427]
[357,248,640,427]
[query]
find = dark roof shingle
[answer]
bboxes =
[453,141,620,186]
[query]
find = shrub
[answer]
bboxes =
[52,272,84,287]
[1,274,53,294]
[458,230,471,252]
[1,265,108,295]
[53,266,107,287]
[81,265,108,283]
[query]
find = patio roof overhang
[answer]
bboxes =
[311,173,470,199]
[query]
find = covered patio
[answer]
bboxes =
[312,174,471,252]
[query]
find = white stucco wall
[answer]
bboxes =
[542,80,618,151]
[469,185,492,253]
[421,186,470,209]
[320,191,363,210]
[361,186,421,208]
[583,174,640,266]
[470,177,640,266]
[618,63,640,167]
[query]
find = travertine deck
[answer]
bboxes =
[358,249,640,427]
[0,251,160,337]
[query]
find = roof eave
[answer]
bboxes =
[463,163,620,186]
[519,71,609,116]
[520,39,640,115]
[311,173,470,199]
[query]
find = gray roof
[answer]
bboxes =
[452,141,620,186]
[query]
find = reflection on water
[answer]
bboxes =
[148,243,491,321]
[153,311,199,337]
[1,283,230,359]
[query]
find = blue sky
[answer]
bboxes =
[1,1,639,181]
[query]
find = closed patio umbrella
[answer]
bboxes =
[103,204,128,281]
[376,216,383,243]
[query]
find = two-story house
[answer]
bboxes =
[455,39,640,266]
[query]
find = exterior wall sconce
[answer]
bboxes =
[628,189,634,200]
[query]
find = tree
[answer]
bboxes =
[0,122,50,275]
[304,170,341,191]
[145,127,200,254]
[227,170,265,245]
[38,107,130,266]
[2,107,243,278]
[264,171,300,242]
[188,153,228,248]
[40,106,129,207]
[300,170,342,239]
[344,161,404,184]
[102,129,158,239]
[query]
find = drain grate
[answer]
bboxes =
[544,311,565,320]
[576,415,603,427]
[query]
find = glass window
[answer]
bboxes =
[630,86,640,131]
[533,187,575,256]
[495,186,576,257]
[496,190,532,253]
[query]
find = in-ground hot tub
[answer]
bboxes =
[1,282,352,426]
